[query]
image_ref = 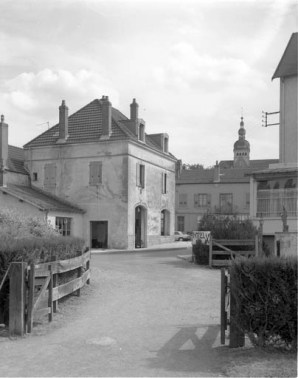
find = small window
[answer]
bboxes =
[162,172,167,194]
[139,124,145,142]
[89,161,102,186]
[136,163,145,188]
[179,194,187,207]
[164,137,169,153]
[56,217,71,236]
[32,172,38,181]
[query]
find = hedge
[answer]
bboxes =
[230,256,297,349]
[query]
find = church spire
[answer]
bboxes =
[233,115,250,168]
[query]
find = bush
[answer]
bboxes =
[192,213,258,265]
[192,239,209,265]
[198,212,257,239]
[230,256,297,349]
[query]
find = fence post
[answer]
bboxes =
[76,251,83,297]
[9,262,27,336]
[220,268,226,345]
[209,235,213,268]
[27,263,35,333]
[229,267,245,348]
[86,251,91,284]
[48,265,53,322]
[51,256,58,313]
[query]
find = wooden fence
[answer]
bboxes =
[209,235,258,268]
[8,250,91,336]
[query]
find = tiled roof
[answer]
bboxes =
[177,159,278,184]
[7,145,28,175]
[0,184,85,214]
[272,33,298,80]
[219,159,279,170]
[24,99,171,156]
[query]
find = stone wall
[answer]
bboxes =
[275,231,298,257]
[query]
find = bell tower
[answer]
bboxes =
[233,117,250,168]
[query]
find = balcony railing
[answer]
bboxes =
[257,188,298,218]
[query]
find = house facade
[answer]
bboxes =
[0,116,85,230]
[248,33,298,256]
[176,117,278,234]
[23,96,176,249]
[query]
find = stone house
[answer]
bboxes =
[20,96,176,249]
[176,117,278,237]
[248,32,298,256]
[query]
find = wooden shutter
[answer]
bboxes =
[194,194,198,207]
[44,164,56,187]
[207,194,211,206]
[136,162,140,187]
[90,162,102,185]
[141,165,145,188]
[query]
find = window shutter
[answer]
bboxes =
[207,194,211,205]
[164,173,167,193]
[141,165,145,188]
[161,173,164,193]
[90,161,102,185]
[194,194,198,206]
[44,163,56,187]
[136,162,140,187]
[246,193,250,205]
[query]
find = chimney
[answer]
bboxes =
[58,100,69,142]
[0,115,8,187]
[213,160,220,182]
[101,95,112,139]
[130,98,139,122]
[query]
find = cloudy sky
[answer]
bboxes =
[1,0,297,167]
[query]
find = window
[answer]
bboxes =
[179,194,187,207]
[246,193,250,206]
[161,210,170,236]
[56,217,71,236]
[44,163,56,187]
[32,172,38,181]
[139,124,145,142]
[136,163,145,188]
[220,193,233,213]
[162,172,167,194]
[194,194,208,207]
[164,137,169,153]
[89,161,102,186]
[177,216,185,232]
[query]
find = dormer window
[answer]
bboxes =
[139,123,145,142]
[164,137,169,153]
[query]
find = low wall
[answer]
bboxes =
[275,232,298,257]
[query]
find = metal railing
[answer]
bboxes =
[257,188,298,217]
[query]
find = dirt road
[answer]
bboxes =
[0,249,295,377]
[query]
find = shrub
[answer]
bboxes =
[230,256,297,349]
[198,212,257,239]
[192,213,258,265]
[192,239,209,265]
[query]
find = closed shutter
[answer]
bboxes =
[90,162,102,185]
[44,164,56,187]
[136,162,140,187]
[207,194,211,206]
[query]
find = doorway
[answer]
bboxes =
[91,221,108,249]
[135,206,147,248]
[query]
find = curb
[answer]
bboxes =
[91,244,191,255]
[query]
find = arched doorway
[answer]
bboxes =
[135,205,147,248]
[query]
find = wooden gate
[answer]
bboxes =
[209,236,258,268]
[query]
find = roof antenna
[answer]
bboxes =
[37,121,50,130]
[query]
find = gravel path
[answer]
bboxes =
[0,250,233,377]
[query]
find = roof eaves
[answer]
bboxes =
[0,187,45,211]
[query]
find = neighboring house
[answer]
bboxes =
[248,33,298,256]
[0,115,85,231]
[22,96,176,249]
[176,117,278,233]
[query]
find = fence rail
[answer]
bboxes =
[9,250,91,336]
[209,236,258,268]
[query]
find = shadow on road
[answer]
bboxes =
[145,325,228,376]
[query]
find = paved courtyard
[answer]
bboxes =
[0,248,231,377]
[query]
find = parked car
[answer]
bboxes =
[174,231,191,241]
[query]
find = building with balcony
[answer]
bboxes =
[176,117,277,233]
[248,33,298,255]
